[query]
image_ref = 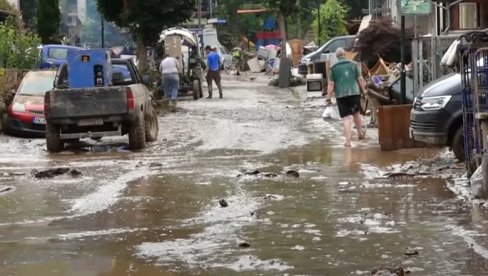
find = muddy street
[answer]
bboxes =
[1,74,488,275]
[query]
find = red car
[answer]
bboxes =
[3,70,56,137]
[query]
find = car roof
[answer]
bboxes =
[42,44,83,50]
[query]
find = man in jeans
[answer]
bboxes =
[326,47,367,147]
[205,45,223,99]
[159,54,180,109]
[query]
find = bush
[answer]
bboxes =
[0,17,41,69]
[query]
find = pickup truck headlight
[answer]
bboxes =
[418,95,452,111]
[12,102,26,113]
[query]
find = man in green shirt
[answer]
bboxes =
[326,47,367,147]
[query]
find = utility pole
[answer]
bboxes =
[400,15,406,104]
[209,0,213,18]
[317,4,321,45]
[369,0,373,16]
[101,15,105,48]
[197,0,202,29]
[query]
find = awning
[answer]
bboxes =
[237,9,269,14]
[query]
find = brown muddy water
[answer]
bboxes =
[0,75,488,275]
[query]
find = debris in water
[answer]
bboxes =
[387,172,415,179]
[69,169,82,177]
[286,170,300,178]
[219,199,229,207]
[149,163,163,168]
[404,248,419,256]
[238,242,250,248]
[0,186,14,193]
[244,169,260,175]
[32,168,71,178]
[371,266,407,276]
[262,172,278,177]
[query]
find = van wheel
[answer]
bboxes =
[129,113,146,150]
[145,110,159,142]
[46,122,63,152]
[452,127,465,162]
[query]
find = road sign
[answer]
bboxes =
[400,0,432,15]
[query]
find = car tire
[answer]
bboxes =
[452,127,465,163]
[145,110,159,142]
[129,113,146,150]
[192,79,200,100]
[2,115,10,135]
[46,122,63,153]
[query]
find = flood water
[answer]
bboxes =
[1,75,488,275]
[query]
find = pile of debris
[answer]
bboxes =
[364,58,413,105]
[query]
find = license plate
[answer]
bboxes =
[77,118,103,126]
[32,117,46,125]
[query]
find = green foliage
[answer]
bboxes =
[37,0,60,44]
[0,17,41,69]
[267,0,299,16]
[19,0,38,30]
[312,0,348,44]
[97,0,196,46]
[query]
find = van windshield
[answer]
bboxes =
[47,48,68,60]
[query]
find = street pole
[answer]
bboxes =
[369,0,373,16]
[400,15,406,104]
[317,5,321,45]
[101,15,105,48]
[198,0,202,29]
[209,0,213,18]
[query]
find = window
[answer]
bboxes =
[323,39,346,53]
[19,72,56,96]
[459,3,478,29]
[112,64,134,84]
[47,48,68,60]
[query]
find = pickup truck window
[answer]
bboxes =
[112,64,135,85]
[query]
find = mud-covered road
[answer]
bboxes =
[1,74,488,275]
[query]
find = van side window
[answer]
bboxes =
[323,39,346,53]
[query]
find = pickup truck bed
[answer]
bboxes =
[44,58,159,152]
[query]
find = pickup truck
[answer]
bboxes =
[44,58,159,152]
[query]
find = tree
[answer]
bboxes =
[0,17,41,69]
[312,0,348,45]
[97,0,196,73]
[19,0,38,30]
[37,0,60,44]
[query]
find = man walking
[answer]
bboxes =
[159,54,180,109]
[326,47,367,147]
[205,45,223,99]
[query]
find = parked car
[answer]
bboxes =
[3,70,57,137]
[410,73,464,161]
[39,44,83,69]
[298,35,356,76]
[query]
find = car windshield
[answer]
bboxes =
[47,48,68,60]
[18,71,55,96]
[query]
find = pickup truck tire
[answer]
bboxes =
[129,113,146,150]
[192,80,200,100]
[46,122,63,152]
[145,110,159,142]
[452,127,465,162]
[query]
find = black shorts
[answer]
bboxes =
[336,95,361,118]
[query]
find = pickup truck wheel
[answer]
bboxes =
[192,80,200,100]
[46,122,63,152]
[129,113,146,150]
[452,127,465,162]
[145,110,159,142]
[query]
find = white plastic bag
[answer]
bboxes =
[322,105,340,121]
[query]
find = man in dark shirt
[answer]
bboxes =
[205,45,223,99]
